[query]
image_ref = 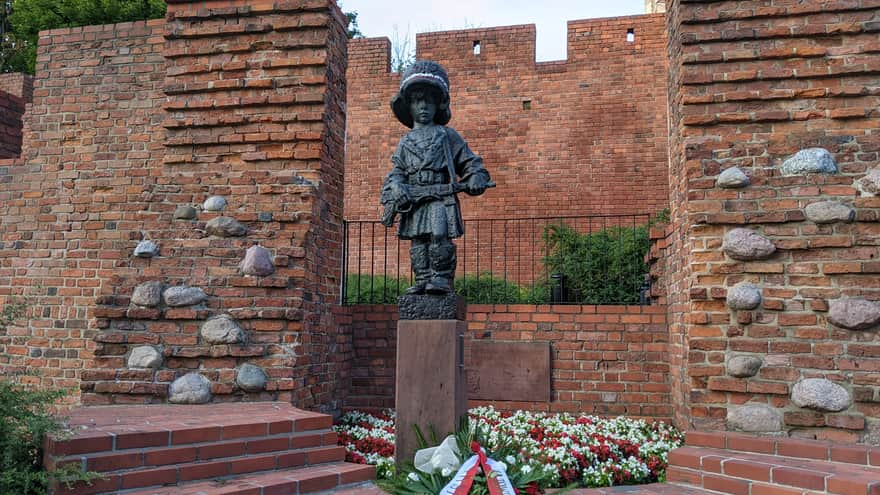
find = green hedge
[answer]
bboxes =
[542,211,667,305]
[344,273,547,305]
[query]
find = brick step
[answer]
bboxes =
[119,462,375,495]
[55,445,347,494]
[52,429,337,473]
[686,431,880,467]
[668,445,880,495]
[563,483,723,494]
[47,402,333,457]
[45,402,362,495]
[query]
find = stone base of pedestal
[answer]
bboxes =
[394,318,467,466]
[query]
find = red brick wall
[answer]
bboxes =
[0,72,32,159]
[0,1,352,411]
[0,90,24,158]
[0,73,34,100]
[344,14,670,222]
[338,304,672,421]
[0,20,167,398]
[664,0,880,442]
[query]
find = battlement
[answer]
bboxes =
[348,13,666,73]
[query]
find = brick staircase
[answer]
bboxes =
[568,431,879,495]
[45,402,375,495]
[666,431,880,495]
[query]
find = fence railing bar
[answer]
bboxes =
[343,213,656,306]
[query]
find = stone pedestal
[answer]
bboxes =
[394,295,467,466]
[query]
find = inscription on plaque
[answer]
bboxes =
[466,341,551,402]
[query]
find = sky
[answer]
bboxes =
[340,0,648,62]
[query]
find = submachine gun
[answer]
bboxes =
[380,181,496,227]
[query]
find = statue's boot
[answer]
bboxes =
[405,242,430,295]
[426,241,456,294]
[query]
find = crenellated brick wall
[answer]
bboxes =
[344,15,670,286]
[338,304,672,421]
[345,15,670,223]
[663,0,880,442]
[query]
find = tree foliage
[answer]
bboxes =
[2,0,165,73]
[346,10,363,39]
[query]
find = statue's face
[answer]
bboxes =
[408,87,438,127]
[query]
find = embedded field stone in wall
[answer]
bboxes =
[127,346,162,369]
[133,240,159,258]
[722,228,776,261]
[856,167,880,196]
[827,298,880,331]
[716,167,750,188]
[804,201,855,224]
[780,148,838,176]
[792,378,852,412]
[727,355,762,378]
[132,281,163,307]
[173,205,198,220]
[203,195,227,212]
[726,283,762,310]
[236,363,268,392]
[169,373,212,404]
[163,286,207,307]
[727,403,783,432]
[240,245,275,276]
[200,315,245,344]
[206,216,247,237]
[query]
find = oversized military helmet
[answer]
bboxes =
[391,60,452,128]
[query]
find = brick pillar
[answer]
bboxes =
[666,0,880,442]
[81,0,349,409]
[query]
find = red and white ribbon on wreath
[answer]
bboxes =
[439,442,516,495]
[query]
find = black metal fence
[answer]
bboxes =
[342,213,655,305]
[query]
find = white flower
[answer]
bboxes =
[407,472,420,482]
[505,455,516,465]
[521,465,532,474]
[441,467,453,477]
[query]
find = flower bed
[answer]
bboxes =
[334,406,683,491]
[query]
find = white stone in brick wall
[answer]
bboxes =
[133,240,159,258]
[722,228,776,261]
[727,404,783,432]
[856,167,880,196]
[239,245,275,276]
[127,346,162,369]
[780,148,838,176]
[716,167,750,188]
[827,298,880,331]
[206,216,247,237]
[200,315,245,344]
[727,355,763,378]
[163,286,207,307]
[792,378,852,412]
[203,195,227,211]
[726,283,762,310]
[132,281,163,307]
[236,363,268,392]
[804,201,855,224]
[169,373,212,404]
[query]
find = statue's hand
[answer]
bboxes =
[387,182,410,204]
[465,176,487,196]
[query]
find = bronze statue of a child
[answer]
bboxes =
[381,61,492,295]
